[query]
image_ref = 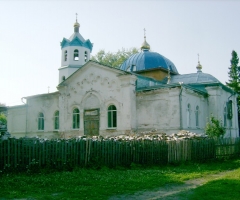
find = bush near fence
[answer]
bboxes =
[1,137,240,172]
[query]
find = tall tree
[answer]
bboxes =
[226,50,240,111]
[91,48,139,68]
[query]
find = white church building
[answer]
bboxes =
[7,19,239,138]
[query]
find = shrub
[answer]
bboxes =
[205,116,226,138]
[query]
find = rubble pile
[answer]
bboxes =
[78,130,208,141]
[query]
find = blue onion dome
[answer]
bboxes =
[120,36,178,74]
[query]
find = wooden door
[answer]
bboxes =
[84,109,100,136]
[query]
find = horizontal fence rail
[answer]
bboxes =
[1,137,240,171]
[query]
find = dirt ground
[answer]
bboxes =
[109,170,234,200]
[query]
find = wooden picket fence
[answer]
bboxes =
[1,137,240,171]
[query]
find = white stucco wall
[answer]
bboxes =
[7,105,27,137]
[57,62,137,138]
[26,93,60,138]
[206,86,239,137]
[180,87,208,133]
[136,86,208,134]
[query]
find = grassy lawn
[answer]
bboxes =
[175,167,240,200]
[0,159,240,200]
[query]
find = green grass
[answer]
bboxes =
[175,168,240,200]
[0,159,240,200]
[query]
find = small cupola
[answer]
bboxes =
[74,13,80,33]
[141,28,150,51]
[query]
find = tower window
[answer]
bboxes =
[62,76,65,81]
[84,51,88,62]
[108,105,117,128]
[64,50,67,61]
[74,49,79,61]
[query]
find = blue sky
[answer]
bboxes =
[1,0,240,106]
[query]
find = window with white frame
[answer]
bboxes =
[108,105,117,128]
[64,50,67,61]
[72,108,80,129]
[74,49,79,61]
[54,111,59,130]
[195,106,199,127]
[38,112,44,130]
[187,104,191,127]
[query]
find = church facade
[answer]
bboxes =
[7,19,239,138]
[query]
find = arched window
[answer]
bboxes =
[38,112,44,130]
[54,111,59,130]
[195,106,199,127]
[74,49,79,61]
[108,105,117,128]
[224,107,227,127]
[187,104,191,127]
[73,108,80,129]
[84,51,88,62]
[64,50,67,61]
[62,76,65,81]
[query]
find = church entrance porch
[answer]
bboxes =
[84,109,100,136]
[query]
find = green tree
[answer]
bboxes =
[205,116,226,138]
[0,103,7,126]
[0,113,7,125]
[226,50,240,109]
[91,48,139,68]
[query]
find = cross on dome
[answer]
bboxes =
[76,13,78,22]
[141,28,150,51]
[196,53,202,72]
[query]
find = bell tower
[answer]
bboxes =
[59,14,93,83]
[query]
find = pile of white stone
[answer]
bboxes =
[80,130,208,141]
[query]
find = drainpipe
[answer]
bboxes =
[21,97,28,137]
[179,82,183,130]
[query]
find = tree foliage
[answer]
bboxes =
[226,50,240,92]
[91,48,139,68]
[0,102,7,125]
[205,116,226,138]
[226,50,240,111]
[0,113,7,125]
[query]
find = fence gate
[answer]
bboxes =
[84,108,100,136]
